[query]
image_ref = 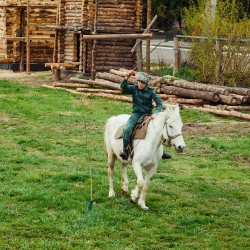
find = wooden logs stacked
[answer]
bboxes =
[64,0,82,27]
[151,75,250,106]
[45,62,78,80]
[85,38,137,73]
[67,68,250,107]
[45,68,250,120]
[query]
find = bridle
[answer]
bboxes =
[161,121,182,148]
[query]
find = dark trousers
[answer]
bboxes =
[123,113,144,148]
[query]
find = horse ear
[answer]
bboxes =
[166,104,172,112]
[175,104,180,111]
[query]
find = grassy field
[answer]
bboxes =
[0,78,249,249]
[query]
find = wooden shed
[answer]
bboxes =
[0,0,57,71]
[0,0,150,74]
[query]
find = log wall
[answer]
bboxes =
[57,0,142,71]
[0,5,7,61]
[0,0,143,71]
[0,0,57,64]
[57,0,65,63]
[28,8,56,63]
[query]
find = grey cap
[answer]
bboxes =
[136,72,151,85]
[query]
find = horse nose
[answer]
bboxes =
[177,145,185,152]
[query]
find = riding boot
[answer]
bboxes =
[162,151,172,159]
[120,148,128,160]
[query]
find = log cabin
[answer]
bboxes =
[0,0,147,75]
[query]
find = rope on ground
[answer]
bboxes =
[83,116,94,220]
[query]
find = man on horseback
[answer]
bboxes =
[119,70,172,160]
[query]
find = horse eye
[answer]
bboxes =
[169,125,173,128]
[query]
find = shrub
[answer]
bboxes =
[181,0,250,87]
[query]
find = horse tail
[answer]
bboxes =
[104,117,118,161]
[104,117,114,157]
[104,120,109,157]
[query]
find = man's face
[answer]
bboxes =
[137,81,147,90]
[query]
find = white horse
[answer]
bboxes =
[104,104,186,210]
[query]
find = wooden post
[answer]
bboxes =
[91,0,98,80]
[131,15,157,53]
[81,0,87,72]
[215,39,222,83]
[82,39,86,73]
[146,0,151,71]
[19,8,25,72]
[91,40,97,80]
[53,1,59,64]
[173,36,180,76]
[26,0,30,75]
[136,41,142,71]
[79,33,83,72]
[54,69,61,81]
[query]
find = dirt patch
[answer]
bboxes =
[183,121,250,137]
[0,69,79,87]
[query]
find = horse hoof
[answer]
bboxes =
[108,191,115,197]
[130,198,137,204]
[120,189,127,196]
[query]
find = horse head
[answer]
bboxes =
[162,104,186,153]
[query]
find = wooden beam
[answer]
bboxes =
[183,105,250,121]
[161,86,220,102]
[1,36,54,40]
[0,4,56,8]
[37,25,77,31]
[82,33,153,40]
[131,15,157,53]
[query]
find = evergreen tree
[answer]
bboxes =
[142,0,195,30]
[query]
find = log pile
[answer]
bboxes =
[44,68,250,121]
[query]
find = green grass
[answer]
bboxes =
[0,79,249,249]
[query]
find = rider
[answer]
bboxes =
[119,70,172,160]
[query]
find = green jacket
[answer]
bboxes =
[120,79,162,114]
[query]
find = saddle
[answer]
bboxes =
[114,115,151,140]
[115,115,151,159]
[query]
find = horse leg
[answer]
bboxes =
[130,162,144,206]
[120,162,129,195]
[137,166,157,210]
[108,152,116,197]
